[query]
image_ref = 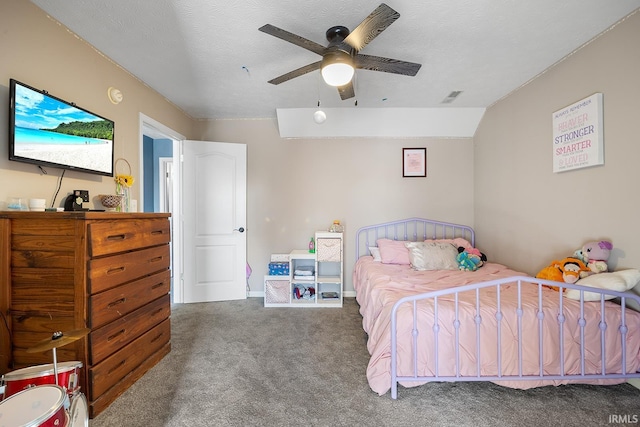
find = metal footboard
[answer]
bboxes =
[390,276,640,398]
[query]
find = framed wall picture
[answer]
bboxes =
[552,93,604,173]
[403,148,426,177]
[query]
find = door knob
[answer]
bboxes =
[234,227,245,233]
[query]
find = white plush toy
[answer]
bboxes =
[573,240,613,278]
[565,269,640,301]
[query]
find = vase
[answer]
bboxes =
[115,184,130,212]
[122,187,130,212]
[115,158,132,212]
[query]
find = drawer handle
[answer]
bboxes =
[149,256,163,263]
[150,332,165,344]
[151,308,164,317]
[106,234,126,241]
[151,282,165,290]
[108,359,126,375]
[107,266,125,275]
[151,230,165,235]
[107,298,126,308]
[107,329,126,341]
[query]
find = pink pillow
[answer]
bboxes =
[376,239,411,265]
[425,238,473,251]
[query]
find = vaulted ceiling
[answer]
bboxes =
[30,1,640,120]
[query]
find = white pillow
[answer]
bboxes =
[565,269,640,301]
[405,241,459,271]
[369,246,381,262]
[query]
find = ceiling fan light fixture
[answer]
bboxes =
[321,63,354,86]
[260,4,420,99]
[321,52,354,87]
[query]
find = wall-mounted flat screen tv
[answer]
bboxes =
[9,78,114,177]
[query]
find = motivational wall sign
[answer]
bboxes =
[552,93,603,173]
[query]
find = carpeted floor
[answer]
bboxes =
[88,298,639,426]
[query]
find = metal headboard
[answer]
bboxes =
[355,217,475,258]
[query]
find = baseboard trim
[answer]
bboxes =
[628,378,640,390]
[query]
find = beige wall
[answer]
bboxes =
[195,119,475,293]
[1,1,475,295]
[11,2,637,297]
[474,11,640,281]
[0,0,195,209]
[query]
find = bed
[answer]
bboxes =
[353,218,640,398]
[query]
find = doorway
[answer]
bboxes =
[140,113,184,303]
[139,114,248,304]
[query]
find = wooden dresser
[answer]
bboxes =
[0,212,171,418]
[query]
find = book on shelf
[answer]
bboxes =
[321,292,339,299]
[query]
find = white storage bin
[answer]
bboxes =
[264,277,290,305]
[316,238,341,262]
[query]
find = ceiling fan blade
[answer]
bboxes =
[355,54,421,76]
[342,3,400,52]
[337,81,355,100]
[259,24,326,56]
[267,61,322,85]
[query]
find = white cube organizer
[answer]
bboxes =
[263,232,343,308]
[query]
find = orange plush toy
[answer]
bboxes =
[536,257,590,291]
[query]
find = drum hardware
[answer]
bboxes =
[26,328,90,353]
[0,328,91,425]
[26,328,89,387]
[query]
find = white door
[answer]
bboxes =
[182,140,247,302]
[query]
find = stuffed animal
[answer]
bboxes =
[457,247,486,271]
[573,240,612,277]
[536,257,590,291]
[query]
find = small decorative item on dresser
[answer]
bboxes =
[99,194,124,211]
[114,158,135,212]
[28,198,46,211]
[6,197,28,211]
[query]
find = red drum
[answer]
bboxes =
[2,361,83,399]
[0,385,68,426]
[68,393,88,427]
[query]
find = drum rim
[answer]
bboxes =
[69,393,89,427]
[1,361,83,380]
[0,384,67,426]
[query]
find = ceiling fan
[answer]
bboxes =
[259,3,422,100]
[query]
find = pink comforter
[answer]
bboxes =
[353,256,640,395]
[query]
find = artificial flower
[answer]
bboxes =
[115,174,134,187]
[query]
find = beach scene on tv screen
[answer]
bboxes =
[13,83,113,174]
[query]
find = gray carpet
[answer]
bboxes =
[89,298,639,427]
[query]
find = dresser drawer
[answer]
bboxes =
[89,270,171,329]
[88,245,170,294]
[89,294,170,364]
[89,318,170,400]
[88,219,170,257]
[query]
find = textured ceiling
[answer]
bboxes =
[30,0,640,120]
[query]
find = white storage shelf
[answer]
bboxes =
[264,232,343,308]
